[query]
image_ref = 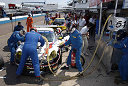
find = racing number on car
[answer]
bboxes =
[116,21,126,29]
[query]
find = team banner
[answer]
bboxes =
[123,0,128,9]
[107,16,127,31]
[89,0,112,7]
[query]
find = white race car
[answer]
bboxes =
[15,26,69,74]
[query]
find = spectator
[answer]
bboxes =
[79,16,86,31]
[80,23,92,55]
[45,15,50,25]
[89,15,96,41]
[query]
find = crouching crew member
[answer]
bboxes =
[8,30,25,65]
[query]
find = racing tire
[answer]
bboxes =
[0,55,4,69]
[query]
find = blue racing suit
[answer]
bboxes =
[64,29,83,72]
[8,31,24,62]
[16,31,45,77]
[113,37,128,81]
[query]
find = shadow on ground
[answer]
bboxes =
[3,46,10,52]
[3,62,44,85]
[3,61,73,85]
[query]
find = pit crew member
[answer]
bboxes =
[59,24,83,75]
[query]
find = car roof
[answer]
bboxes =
[36,27,54,32]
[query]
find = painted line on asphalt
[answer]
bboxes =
[0,14,45,25]
[0,32,11,38]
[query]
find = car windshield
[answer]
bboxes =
[54,19,65,23]
[38,31,55,42]
[53,19,65,25]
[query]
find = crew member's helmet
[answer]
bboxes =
[116,29,127,41]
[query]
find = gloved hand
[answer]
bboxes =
[73,48,77,53]
[58,44,64,48]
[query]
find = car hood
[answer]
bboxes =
[16,35,70,60]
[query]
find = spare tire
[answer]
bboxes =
[0,55,4,69]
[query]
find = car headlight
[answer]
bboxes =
[16,51,22,59]
[49,50,57,60]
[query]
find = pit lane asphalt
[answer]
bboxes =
[0,16,128,86]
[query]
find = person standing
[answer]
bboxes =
[26,14,33,32]
[45,15,50,25]
[80,23,92,55]
[79,16,86,31]
[59,24,83,75]
[89,15,96,40]
[95,16,99,35]
[16,28,45,81]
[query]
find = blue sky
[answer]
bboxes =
[0,0,70,7]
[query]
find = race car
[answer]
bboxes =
[15,26,69,75]
[51,18,66,30]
